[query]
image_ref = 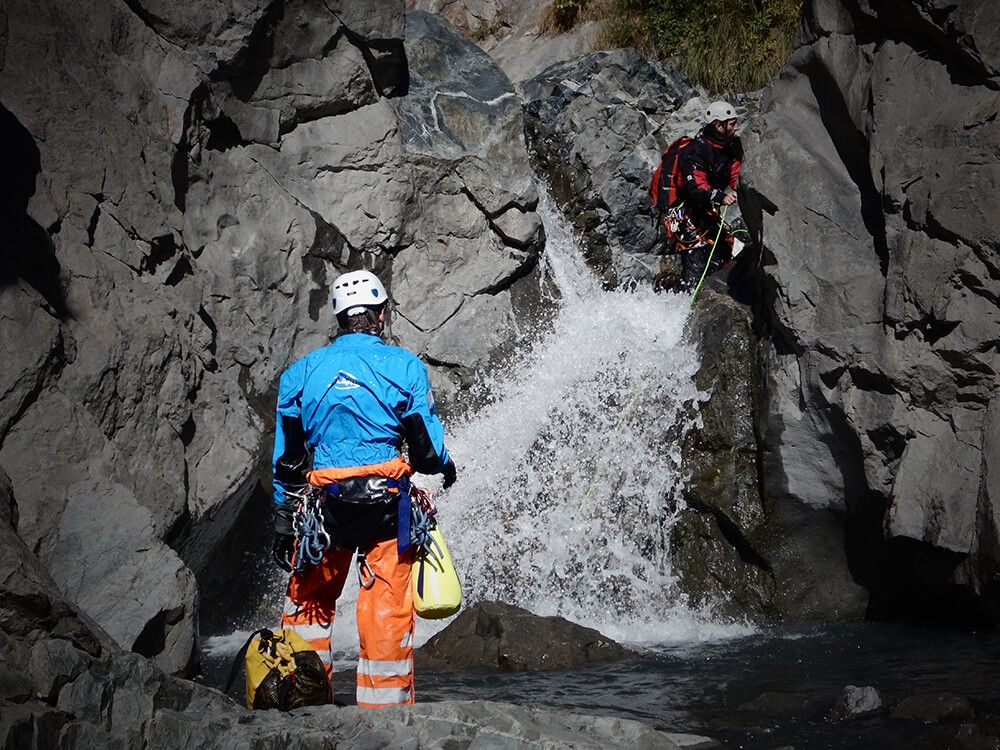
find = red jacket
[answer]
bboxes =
[677,126,742,213]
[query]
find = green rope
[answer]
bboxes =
[690,204,729,305]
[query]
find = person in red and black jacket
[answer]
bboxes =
[676,100,743,290]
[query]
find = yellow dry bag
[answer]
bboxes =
[413,525,462,619]
[224,628,329,710]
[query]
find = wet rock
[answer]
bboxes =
[667,736,724,750]
[831,684,884,721]
[891,693,975,723]
[671,286,776,623]
[416,601,633,671]
[522,50,707,288]
[742,0,1000,622]
[950,721,1000,750]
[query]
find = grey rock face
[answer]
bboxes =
[739,691,814,717]
[407,0,599,84]
[741,0,1000,621]
[390,11,546,410]
[0,0,545,672]
[0,0,373,673]
[416,600,633,671]
[521,50,712,287]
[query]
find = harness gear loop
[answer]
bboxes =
[356,551,376,590]
[289,486,330,572]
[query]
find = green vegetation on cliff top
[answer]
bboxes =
[547,0,802,93]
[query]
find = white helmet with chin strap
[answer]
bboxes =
[704,100,737,124]
[332,269,388,317]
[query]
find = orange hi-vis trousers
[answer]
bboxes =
[280,458,416,708]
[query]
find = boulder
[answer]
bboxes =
[831,684,884,721]
[891,693,975,724]
[416,601,633,671]
[741,0,1000,622]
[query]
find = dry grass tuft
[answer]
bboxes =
[592,0,802,93]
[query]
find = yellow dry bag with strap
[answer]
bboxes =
[224,628,329,710]
[413,524,462,619]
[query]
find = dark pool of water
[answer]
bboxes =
[199,622,1000,749]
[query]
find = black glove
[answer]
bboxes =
[272,534,295,572]
[272,503,296,572]
[442,460,457,490]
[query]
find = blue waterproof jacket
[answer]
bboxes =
[272,332,451,506]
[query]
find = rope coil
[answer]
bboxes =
[409,485,443,559]
[288,486,330,572]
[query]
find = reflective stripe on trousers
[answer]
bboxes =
[280,537,414,707]
[355,538,415,708]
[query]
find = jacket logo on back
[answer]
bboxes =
[333,372,362,390]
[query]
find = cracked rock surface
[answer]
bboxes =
[741,0,1000,621]
[390,10,547,408]
[0,0,545,674]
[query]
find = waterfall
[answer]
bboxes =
[428,186,747,645]
[204,184,749,667]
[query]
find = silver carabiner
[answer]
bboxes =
[356,552,376,590]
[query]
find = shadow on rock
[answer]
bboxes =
[0,103,68,318]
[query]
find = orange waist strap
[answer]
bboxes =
[307,456,413,486]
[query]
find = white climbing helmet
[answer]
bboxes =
[331,269,388,316]
[704,100,737,124]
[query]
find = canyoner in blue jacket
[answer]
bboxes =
[271,332,452,507]
[268,269,456,708]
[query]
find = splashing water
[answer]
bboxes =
[430,187,751,646]
[204,185,752,665]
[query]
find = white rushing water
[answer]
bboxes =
[426,187,752,646]
[204,185,753,665]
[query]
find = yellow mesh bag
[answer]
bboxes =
[225,628,329,710]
